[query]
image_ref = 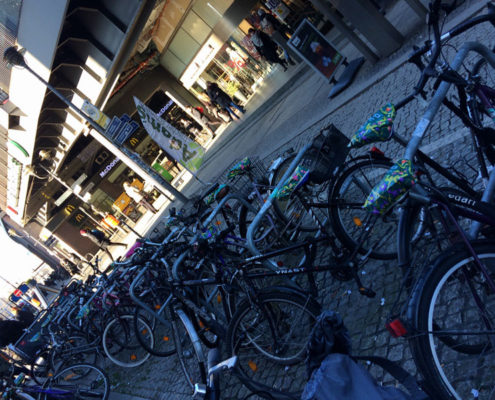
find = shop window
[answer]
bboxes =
[182,11,210,44]
[90,189,115,214]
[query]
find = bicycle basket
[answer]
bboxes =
[303,124,350,184]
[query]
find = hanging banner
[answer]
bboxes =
[134,97,204,173]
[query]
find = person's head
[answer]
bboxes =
[80,229,87,236]
[248,28,256,36]
[206,81,213,88]
[123,181,130,188]
[257,9,266,17]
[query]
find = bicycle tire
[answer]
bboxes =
[39,363,110,400]
[12,393,36,400]
[408,241,495,400]
[173,309,207,393]
[134,301,176,357]
[270,153,331,233]
[329,157,396,259]
[225,291,320,398]
[30,349,52,385]
[102,314,153,368]
[50,334,99,374]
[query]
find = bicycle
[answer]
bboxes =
[1,363,110,399]
[357,1,495,397]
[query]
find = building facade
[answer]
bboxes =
[0,0,320,264]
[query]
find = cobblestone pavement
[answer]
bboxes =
[107,1,493,398]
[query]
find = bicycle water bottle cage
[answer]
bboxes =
[349,103,396,148]
[275,165,310,200]
[204,183,229,205]
[363,159,416,215]
[227,157,252,179]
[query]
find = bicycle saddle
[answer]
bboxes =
[227,157,252,179]
[349,103,396,148]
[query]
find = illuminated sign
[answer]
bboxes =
[99,157,120,178]
[180,34,223,89]
[157,100,174,117]
[6,157,22,208]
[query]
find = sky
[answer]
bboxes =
[0,226,43,299]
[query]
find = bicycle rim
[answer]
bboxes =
[412,243,495,399]
[226,292,319,397]
[40,363,109,400]
[103,314,152,368]
[173,309,207,393]
[329,158,396,259]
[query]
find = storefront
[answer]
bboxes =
[176,0,323,108]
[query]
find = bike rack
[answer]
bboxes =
[246,143,312,259]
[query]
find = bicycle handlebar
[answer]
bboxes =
[401,1,495,102]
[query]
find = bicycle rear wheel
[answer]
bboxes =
[225,291,320,398]
[409,241,495,399]
[173,309,207,393]
[329,158,396,259]
[102,314,153,368]
[40,363,109,400]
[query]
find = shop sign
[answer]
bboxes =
[99,157,120,178]
[7,157,22,208]
[115,121,139,145]
[265,0,290,20]
[152,162,174,182]
[180,34,223,89]
[134,97,204,173]
[288,19,344,81]
[157,100,174,117]
[82,100,110,130]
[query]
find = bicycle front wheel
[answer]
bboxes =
[102,314,153,368]
[40,363,110,400]
[409,241,495,399]
[329,158,396,259]
[173,309,207,393]
[225,291,320,397]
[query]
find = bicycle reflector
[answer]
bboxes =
[386,319,408,338]
[370,146,385,157]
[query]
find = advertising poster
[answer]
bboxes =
[288,19,344,81]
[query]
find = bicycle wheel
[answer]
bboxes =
[30,350,52,385]
[134,301,176,357]
[102,314,153,368]
[270,153,331,233]
[225,291,320,397]
[50,335,98,373]
[329,157,396,259]
[409,241,495,399]
[12,393,35,400]
[40,363,109,400]
[173,309,207,392]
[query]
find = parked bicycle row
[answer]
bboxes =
[3,1,495,399]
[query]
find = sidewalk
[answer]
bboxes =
[107,1,490,398]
